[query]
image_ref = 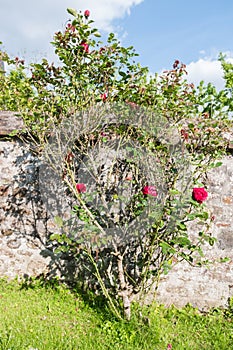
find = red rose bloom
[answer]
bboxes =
[142,186,157,197]
[100,92,108,101]
[192,187,208,204]
[76,183,86,193]
[80,41,89,53]
[181,129,189,140]
[84,9,90,18]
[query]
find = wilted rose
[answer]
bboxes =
[192,187,208,204]
[66,23,75,32]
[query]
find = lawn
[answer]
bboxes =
[0,278,232,349]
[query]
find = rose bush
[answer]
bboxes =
[0,8,231,320]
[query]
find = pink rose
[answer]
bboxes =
[76,183,86,193]
[192,187,208,204]
[84,10,90,18]
[142,186,157,197]
[80,41,89,54]
[167,344,172,350]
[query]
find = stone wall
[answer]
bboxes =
[156,154,233,309]
[0,111,233,310]
[0,138,50,277]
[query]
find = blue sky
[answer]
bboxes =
[120,0,233,71]
[0,0,233,89]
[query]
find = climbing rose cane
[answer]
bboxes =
[192,187,208,204]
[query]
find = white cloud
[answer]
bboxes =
[77,0,144,31]
[186,59,224,90]
[0,0,144,62]
[186,53,233,90]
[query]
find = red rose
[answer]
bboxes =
[80,41,89,53]
[84,9,90,18]
[181,129,189,140]
[142,186,157,197]
[192,187,208,204]
[76,183,86,193]
[100,92,108,102]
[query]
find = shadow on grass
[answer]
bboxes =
[19,273,122,322]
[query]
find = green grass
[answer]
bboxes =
[0,278,232,350]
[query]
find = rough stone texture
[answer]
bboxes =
[0,111,24,135]
[0,134,233,309]
[0,139,51,278]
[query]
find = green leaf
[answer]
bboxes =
[209,161,222,169]
[175,236,191,247]
[160,242,175,255]
[187,214,196,220]
[49,233,61,241]
[219,257,230,263]
[67,8,78,17]
[119,71,127,78]
[169,189,181,195]
[214,161,223,167]
[9,129,20,137]
[208,237,217,246]
[177,222,187,231]
[162,260,173,275]
[197,247,204,257]
[195,211,209,220]
[93,32,101,37]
